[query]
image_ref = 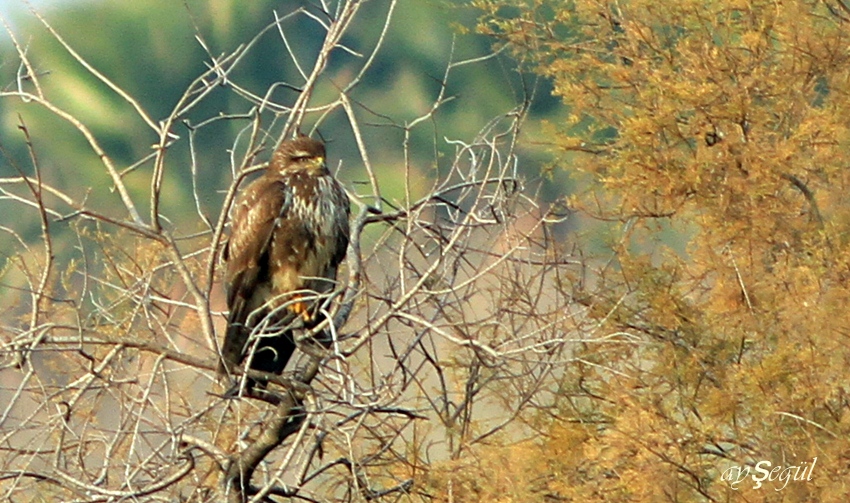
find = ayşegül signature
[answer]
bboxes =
[721,457,817,491]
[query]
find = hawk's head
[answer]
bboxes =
[271,136,327,175]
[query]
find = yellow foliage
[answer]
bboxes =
[470,0,850,500]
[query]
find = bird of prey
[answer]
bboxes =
[220,136,350,384]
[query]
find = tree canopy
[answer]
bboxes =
[466,0,850,500]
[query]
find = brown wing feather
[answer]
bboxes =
[220,177,289,374]
[224,178,286,304]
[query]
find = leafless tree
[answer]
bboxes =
[0,1,593,501]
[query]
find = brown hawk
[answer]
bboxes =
[220,136,350,382]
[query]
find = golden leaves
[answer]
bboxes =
[472,1,850,500]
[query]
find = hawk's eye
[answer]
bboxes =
[291,155,312,162]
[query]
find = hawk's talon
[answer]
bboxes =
[288,299,314,322]
[286,293,315,322]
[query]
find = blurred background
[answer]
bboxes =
[0,0,563,253]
